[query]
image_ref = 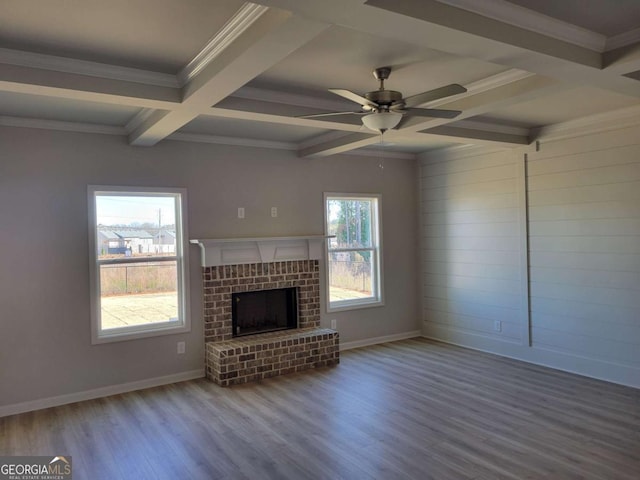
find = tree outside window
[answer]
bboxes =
[325,194,382,311]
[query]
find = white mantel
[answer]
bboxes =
[189,235,332,267]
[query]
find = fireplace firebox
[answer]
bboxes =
[232,287,298,337]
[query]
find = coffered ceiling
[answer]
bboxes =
[1,0,640,158]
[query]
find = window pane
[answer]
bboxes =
[327,199,372,248]
[92,190,185,338]
[95,195,177,260]
[100,260,179,330]
[328,251,374,301]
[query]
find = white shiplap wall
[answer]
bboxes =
[421,149,527,346]
[527,127,640,376]
[420,125,640,388]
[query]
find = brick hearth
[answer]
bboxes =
[206,328,339,386]
[202,259,339,385]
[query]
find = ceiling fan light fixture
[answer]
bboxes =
[361,111,402,133]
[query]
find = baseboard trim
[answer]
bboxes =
[421,328,640,389]
[340,330,422,351]
[0,369,205,418]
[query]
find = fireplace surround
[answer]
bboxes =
[191,236,339,386]
[201,260,321,343]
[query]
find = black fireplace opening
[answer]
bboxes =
[232,287,298,337]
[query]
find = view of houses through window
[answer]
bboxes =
[97,224,177,312]
[89,188,188,342]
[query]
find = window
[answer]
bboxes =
[88,186,190,343]
[324,193,383,311]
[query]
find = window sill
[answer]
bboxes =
[92,321,190,345]
[327,299,385,313]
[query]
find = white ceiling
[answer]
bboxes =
[1,0,639,158]
[0,0,246,73]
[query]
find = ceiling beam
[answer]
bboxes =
[129,9,328,146]
[403,75,560,132]
[421,126,529,146]
[258,0,640,98]
[603,42,640,76]
[366,0,601,68]
[380,126,530,148]
[203,70,536,136]
[298,132,376,157]
[0,63,180,109]
[207,106,363,132]
[364,0,640,98]
[298,122,528,157]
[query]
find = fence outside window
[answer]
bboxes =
[99,261,177,296]
[328,259,372,295]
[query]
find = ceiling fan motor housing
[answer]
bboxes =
[366,66,403,110]
[365,90,403,108]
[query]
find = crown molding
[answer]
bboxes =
[167,131,296,150]
[453,119,530,137]
[421,104,640,159]
[346,146,416,160]
[606,27,640,52]
[169,130,415,159]
[0,115,125,135]
[297,130,361,151]
[531,104,640,143]
[177,2,269,87]
[465,69,535,94]
[0,48,179,88]
[435,0,606,52]
[418,143,509,163]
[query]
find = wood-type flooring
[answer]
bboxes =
[1,338,639,479]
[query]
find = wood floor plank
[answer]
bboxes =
[1,338,639,479]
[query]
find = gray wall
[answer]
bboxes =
[420,125,640,387]
[0,126,420,407]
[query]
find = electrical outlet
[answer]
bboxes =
[177,341,186,354]
[494,321,502,332]
[331,319,337,329]
[238,207,245,219]
[271,207,278,218]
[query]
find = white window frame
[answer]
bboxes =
[88,185,190,344]
[324,193,384,312]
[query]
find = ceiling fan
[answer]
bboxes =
[301,67,467,133]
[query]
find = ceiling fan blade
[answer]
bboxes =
[400,107,462,119]
[328,89,378,109]
[403,84,467,108]
[298,111,367,119]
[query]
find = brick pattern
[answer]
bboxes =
[206,328,339,386]
[203,260,321,343]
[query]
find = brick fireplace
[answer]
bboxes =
[203,260,321,343]
[191,236,339,386]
